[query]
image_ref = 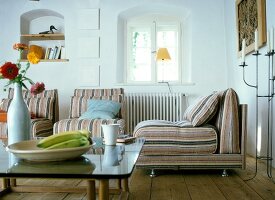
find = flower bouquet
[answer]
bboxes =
[0,43,46,145]
[0,43,45,94]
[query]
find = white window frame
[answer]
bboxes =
[126,18,182,84]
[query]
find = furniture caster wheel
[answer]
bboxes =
[222,169,229,177]
[150,169,156,178]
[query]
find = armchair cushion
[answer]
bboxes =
[183,93,219,127]
[69,95,123,119]
[79,99,121,120]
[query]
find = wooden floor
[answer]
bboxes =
[0,156,275,200]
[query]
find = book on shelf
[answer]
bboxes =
[48,48,55,59]
[60,46,66,59]
[54,46,61,59]
[44,46,62,60]
[44,47,51,59]
[52,46,58,59]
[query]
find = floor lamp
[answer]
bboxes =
[156,48,172,93]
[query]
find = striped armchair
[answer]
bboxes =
[0,89,59,139]
[53,88,125,137]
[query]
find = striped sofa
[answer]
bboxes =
[133,88,247,175]
[0,88,59,139]
[53,88,125,137]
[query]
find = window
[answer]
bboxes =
[126,19,181,84]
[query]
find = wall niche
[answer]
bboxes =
[20,9,68,62]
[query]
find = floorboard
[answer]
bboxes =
[150,170,190,200]
[0,156,274,200]
[184,171,226,200]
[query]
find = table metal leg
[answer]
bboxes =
[87,180,96,200]
[99,179,109,200]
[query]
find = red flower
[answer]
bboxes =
[0,62,19,80]
[30,82,45,95]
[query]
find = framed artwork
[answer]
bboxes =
[236,0,266,56]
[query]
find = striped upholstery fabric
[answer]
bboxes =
[0,122,7,138]
[136,154,243,169]
[74,88,124,97]
[183,93,219,126]
[0,98,12,111]
[53,88,125,137]
[54,118,125,137]
[0,89,59,139]
[211,88,240,154]
[25,97,54,120]
[8,88,59,123]
[31,118,54,138]
[133,89,246,171]
[1,97,54,119]
[134,120,218,155]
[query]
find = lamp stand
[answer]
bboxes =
[240,50,275,183]
[159,62,172,93]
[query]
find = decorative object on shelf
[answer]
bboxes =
[0,43,45,145]
[239,28,275,183]
[156,47,172,93]
[236,0,266,57]
[27,45,43,64]
[39,25,57,34]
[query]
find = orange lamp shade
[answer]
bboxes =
[156,48,171,61]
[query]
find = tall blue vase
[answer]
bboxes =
[7,83,31,145]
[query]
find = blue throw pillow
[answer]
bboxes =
[79,99,121,120]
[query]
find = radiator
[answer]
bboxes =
[125,93,187,133]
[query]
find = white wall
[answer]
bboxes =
[224,0,275,167]
[3,0,272,166]
[0,0,228,120]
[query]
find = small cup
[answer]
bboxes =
[101,124,120,145]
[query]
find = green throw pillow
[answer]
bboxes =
[79,99,121,120]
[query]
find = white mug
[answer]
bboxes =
[101,124,120,145]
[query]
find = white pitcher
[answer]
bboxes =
[101,124,120,145]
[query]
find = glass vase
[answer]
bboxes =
[7,83,31,145]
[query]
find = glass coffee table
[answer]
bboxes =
[0,137,144,200]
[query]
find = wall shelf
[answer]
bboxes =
[20,59,69,62]
[21,34,65,41]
